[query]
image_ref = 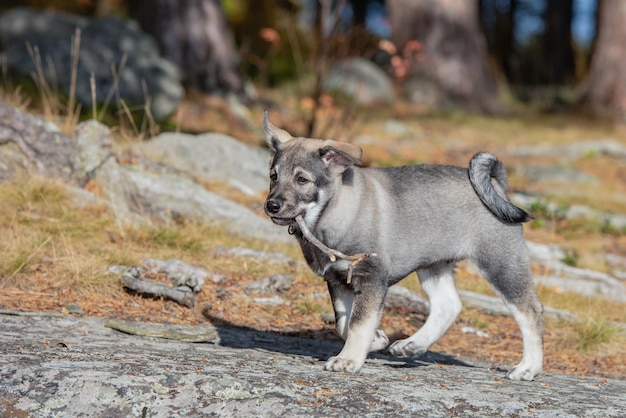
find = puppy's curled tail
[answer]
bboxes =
[469,152,533,224]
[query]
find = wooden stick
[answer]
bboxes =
[295,215,376,283]
[121,267,195,308]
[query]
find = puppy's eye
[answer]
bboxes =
[296,176,310,185]
[270,172,278,182]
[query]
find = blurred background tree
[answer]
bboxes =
[127,0,245,95]
[579,0,626,119]
[4,0,625,121]
[481,0,576,88]
[388,0,498,113]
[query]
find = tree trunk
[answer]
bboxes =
[127,0,244,95]
[348,0,367,28]
[543,0,575,84]
[388,0,499,113]
[579,0,626,120]
[495,0,517,82]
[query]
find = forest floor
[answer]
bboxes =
[0,96,625,381]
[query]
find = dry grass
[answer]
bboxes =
[1,28,159,141]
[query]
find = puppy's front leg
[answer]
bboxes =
[325,270,386,373]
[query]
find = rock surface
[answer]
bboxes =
[0,7,183,121]
[120,164,286,243]
[1,313,624,417]
[403,76,448,108]
[325,58,397,104]
[513,193,626,231]
[526,242,626,302]
[0,101,79,181]
[132,131,271,196]
[0,102,289,243]
[511,139,626,160]
[516,164,599,185]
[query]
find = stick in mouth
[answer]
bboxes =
[294,214,377,284]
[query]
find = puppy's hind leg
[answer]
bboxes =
[503,296,544,381]
[475,245,544,381]
[389,262,461,358]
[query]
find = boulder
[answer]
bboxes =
[119,164,287,242]
[0,102,289,244]
[73,122,287,242]
[324,58,396,105]
[132,132,271,196]
[0,7,183,121]
[0,100,79,181]
[402,76,445,108]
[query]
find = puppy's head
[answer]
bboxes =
[263,111,362,226]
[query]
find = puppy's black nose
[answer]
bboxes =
[266,200,282,214]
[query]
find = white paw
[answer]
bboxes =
[388,338,428,358]
[369,329,389,352]
[324,356,364,373]
[506,363,541,381]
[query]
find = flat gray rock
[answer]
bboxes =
[512,139,626,160]
[516,164,598,185]
[526,242,626,301]
[1,313,624,417]
[132,132,271,196]
[121,166,288,243]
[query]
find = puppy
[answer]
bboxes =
[262,112,543,381]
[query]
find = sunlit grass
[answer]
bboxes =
[293,297,325,316]
[536,285,626,324]
[0,175,309,322]
[126,225,206,253]
[554,318,624,355]
[571,319,623,354]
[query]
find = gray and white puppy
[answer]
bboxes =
[263,112,543,381]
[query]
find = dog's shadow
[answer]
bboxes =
[202,312,474,370]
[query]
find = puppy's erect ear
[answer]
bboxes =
[263,110,292,152]
[320,140,363,168]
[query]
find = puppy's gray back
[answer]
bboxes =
[318,164,523,280]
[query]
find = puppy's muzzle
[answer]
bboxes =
[265,198,297,225]
[265,199,282,214]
